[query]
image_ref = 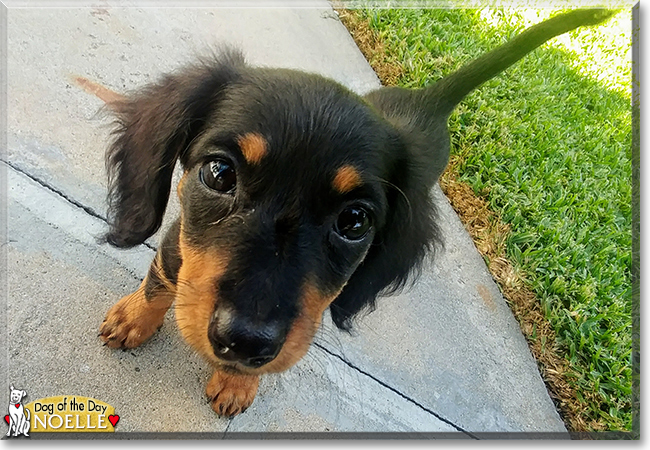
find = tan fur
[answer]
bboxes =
[262,281,339,374]
[206,371,260,417]
[99,272,175,349]
[237,133,268,165]
[174,227,230,366]
[332,165,362,194]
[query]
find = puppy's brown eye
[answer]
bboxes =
[200,160,236,193]
[335,206,371,241]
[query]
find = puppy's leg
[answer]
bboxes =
[100,252,176,349]
[206,370,260,417]
[101,221,182,348]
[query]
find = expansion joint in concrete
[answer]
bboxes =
[313,342,478,438]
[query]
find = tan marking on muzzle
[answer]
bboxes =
[332,165,362,194]
[174,225,230,366]
[237,133,268,165]
[261,282,341,374]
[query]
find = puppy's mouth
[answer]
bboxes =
[216,360,258,375]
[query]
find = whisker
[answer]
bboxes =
[372,175,414,224]
[208,210,244,227]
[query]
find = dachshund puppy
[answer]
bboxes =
[96,9,613,417]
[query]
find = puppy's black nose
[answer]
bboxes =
[209,308,286,369]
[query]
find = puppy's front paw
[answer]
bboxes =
[206,370,260,417]
[99,286,172,349]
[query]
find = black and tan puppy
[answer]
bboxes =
[94,9,614,417]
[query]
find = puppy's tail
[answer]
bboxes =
[70,75,127,112]
[430,8,615,117]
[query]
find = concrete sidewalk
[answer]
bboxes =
[2,1,566,436]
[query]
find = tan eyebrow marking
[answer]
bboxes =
[237,133,268,165]
[332,165,363,194]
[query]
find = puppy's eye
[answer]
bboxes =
[200,160,236,193]
[335,206,372,241]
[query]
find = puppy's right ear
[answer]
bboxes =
[104,50,245,248]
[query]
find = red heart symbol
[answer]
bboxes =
[4,415,9,424]
[14,404,20,408]
[108,415,119,427]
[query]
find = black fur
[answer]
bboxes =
[104,9,614,334]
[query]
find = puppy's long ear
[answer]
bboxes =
[329,9,615,330]
[104,50,245,248]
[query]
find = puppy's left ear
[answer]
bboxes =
[104,50,245,248]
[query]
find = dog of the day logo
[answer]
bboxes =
[5,385,119,436]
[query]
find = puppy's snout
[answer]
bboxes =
[209,308,287,369]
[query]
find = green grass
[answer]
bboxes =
[354,7,633,431]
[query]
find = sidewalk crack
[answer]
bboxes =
[314,342,478,439]
[2,158,156,251]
